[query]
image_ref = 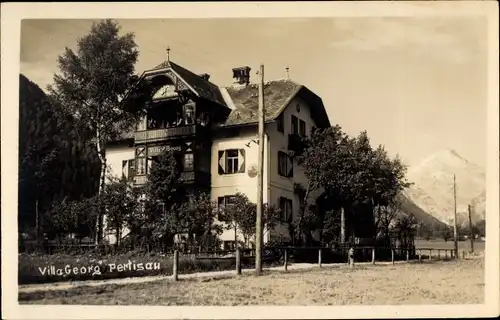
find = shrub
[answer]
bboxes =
[18,251,283,285]
[19,252,234,285]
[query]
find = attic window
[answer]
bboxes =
[277,113,284,133]
[296,103,300,112]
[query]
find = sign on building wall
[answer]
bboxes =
[146,141,194,156]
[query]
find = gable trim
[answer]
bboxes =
[142,66,200,99]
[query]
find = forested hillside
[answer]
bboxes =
[18,74,101,240]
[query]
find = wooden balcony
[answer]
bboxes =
[287,133,305,155]
[180,170,211,185]
[134,125,198,144]
[133,171,211,186]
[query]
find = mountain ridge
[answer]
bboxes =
[404,148,485,226]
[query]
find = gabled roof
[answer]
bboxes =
[222,79,331,128]
[148,61,227,107]
[110,62,331,144]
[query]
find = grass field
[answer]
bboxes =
[415,239,485,252]
[20,257,484,305]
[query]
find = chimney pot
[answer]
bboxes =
[232,66,251,86]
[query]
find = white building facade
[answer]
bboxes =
[104,61,331,248]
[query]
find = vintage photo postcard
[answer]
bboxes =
[2,1,499,319]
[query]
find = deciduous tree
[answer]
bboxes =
[48,19,148,243]
[101,176,141,247]
[294,125,411,246]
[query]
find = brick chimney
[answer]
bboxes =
[232,66,251,87]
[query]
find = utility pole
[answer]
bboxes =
[453,174,459,258]
[468,204,474,253]
[255,64,265,275]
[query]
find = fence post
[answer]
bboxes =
[406,249,409,262]
[445,249,448,260]
[318,248,322,268]
[172,250,179,281]
[372,247,376,265]
[429,249,432,261]
[236,247,241,275]
[391,249,395,264]
[438,249,441,260]
[284,249,288,271]
[348,247,354,268]
[418,249,422,262]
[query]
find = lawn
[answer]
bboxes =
[415,239,485,252]
[19,258,484,305]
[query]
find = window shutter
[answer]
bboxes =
[147,158,152,174]
[238,149,246,173]
[218,150,226,174]
[122,160,128,179]
[277,152,282,176]
[128,159,135,181]
[279,197,285,221]
[287,155,293,177]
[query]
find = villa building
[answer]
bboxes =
[104,59,331,249]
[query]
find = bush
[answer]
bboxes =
[19,252,236,285]
[18,250,283,285]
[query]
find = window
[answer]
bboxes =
[184,153,194,171]
[137,117,147,131]
[218,149,245,175]
[226,149,239,174]
[291,115,298,135]
[136,157,146,175]
[279,197,293,222]
[299,119,306,137]
[276,113,284,133]
[218,195,236,221]
[278,151,293,178]
[184,103,195,125]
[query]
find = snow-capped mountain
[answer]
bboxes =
[404,149,486,226]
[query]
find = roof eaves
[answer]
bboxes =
[219,119,275,129]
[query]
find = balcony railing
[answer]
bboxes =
[287,133,305,155]
[133,171,211,186]
[134,125,197,143]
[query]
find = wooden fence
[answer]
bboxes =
[168,245,465,281]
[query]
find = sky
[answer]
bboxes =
[19,17,488,168]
